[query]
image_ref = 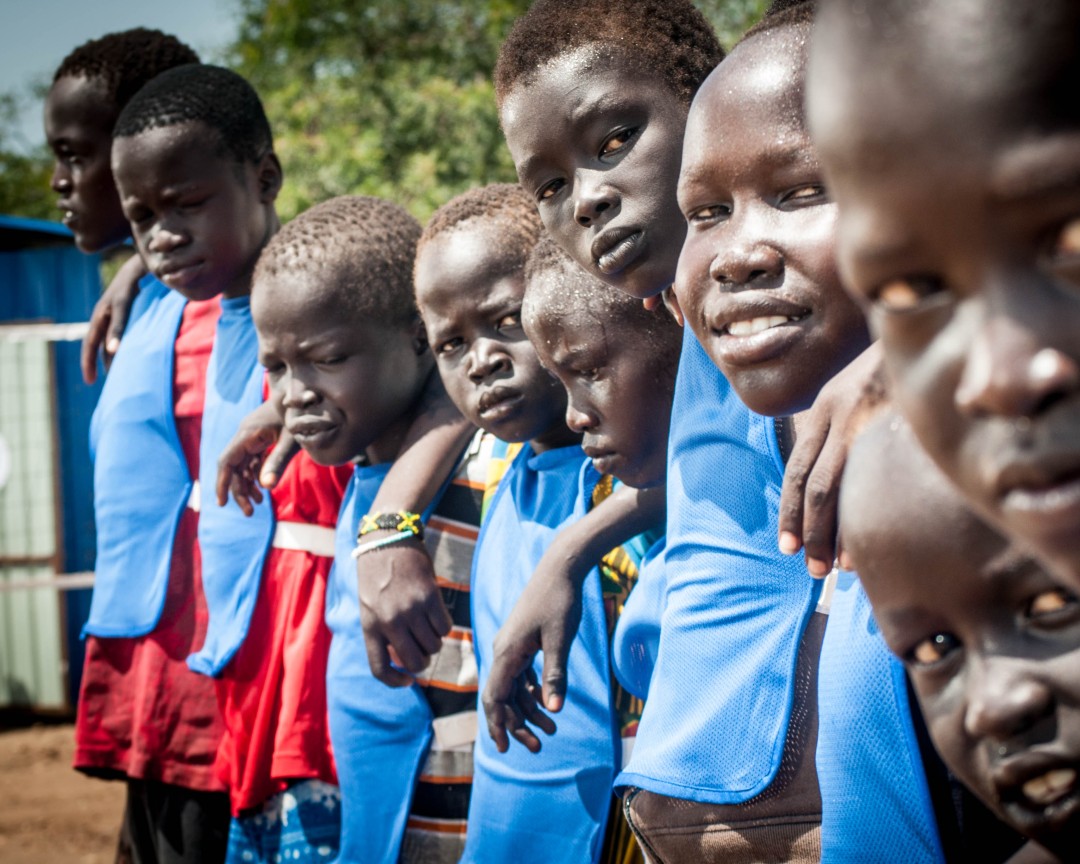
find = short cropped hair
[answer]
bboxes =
[52,28,199,113]
[523,234,682,365]
[113,65,272,165]
[494,0,724,108]
[256,195,421,328]
[740,0,815,45]
[417,183,543,277]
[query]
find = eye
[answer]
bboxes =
[1026,588,1080,628]
[906,632,960,667]
[497,312,522,331]
[316,355,346,367]
[782,184,828,206]
[538,179,565,202]
[263,361,285,380]
[687,204,731,225]
[871,275,947,312]
[1052,216,1080,257]
[600,127,638,158]
[179,196,208,213]
[435,337,463,357]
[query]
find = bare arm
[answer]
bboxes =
[482,483,665,753]
[80,253,145,384]
[358,372,476,686]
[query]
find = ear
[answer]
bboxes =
[410,315,429,356]
[256,152,283,203]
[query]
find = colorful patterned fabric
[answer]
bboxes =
[225,780,341,863]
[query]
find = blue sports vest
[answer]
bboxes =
[611,538,665,701]
[326,462,437,864]
[86,276,191,638]
[615,328,821,803]
[817,576,945,863]
[463,444,617,864]
[187,296,275,676]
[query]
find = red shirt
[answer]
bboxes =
[214,452,351,814]
[74,296,227,792]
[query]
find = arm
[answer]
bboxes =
[1004,843,1059,864]
[80,253,146,384]
[358,372,476,686]
[482,483,665,753]
[215,398,299,514]
[777,341,884,576]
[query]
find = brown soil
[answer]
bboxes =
[0,724,124,864]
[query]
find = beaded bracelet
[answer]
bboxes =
[357,511,424,542]
[351,530,418,560]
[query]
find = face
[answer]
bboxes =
[415,224,578,452]
[859,523,1080,854]
[525,284,677,488]
[500,46,689,300]
[112,121,281,301]
[253,268,428,467]
[809,3,1080,586]
[44,76,129,253]
[675,29,868,417]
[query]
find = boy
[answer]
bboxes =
[251,194,480,864]
[841,414,1074,862]
[78,61,280,863]
[807,0,1080,590]
[415,184,645,862]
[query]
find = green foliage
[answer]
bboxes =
[0,91,56,222]
[230,0,770,224]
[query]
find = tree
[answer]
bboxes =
[230,0,769,223]
[0,91,56,221]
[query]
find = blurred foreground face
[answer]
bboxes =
[809,0,1080,589]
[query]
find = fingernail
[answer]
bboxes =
[106,337,120,353]
[546,695,563,712]
[807,558,830,578]
[779,532,801,555]
[260,472,277,487]
[838,551,854,572]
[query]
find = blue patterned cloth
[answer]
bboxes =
[225,780,341,864]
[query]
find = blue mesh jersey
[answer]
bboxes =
[464,444,618,864]
[188,295,275,676]
[611,538,665,702]
[817,576,945,863]
[615,328,821,803]
[86,276,192,638]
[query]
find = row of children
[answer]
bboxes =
[44,0,1080,862]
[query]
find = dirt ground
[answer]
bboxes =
[0,724,124,864]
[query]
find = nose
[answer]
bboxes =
[147,220,189,255]
[574,171,620,227]
[708,220,784,287]
[565,398,597,434]
[964,654,1054,745]
[468,338,510,383]
[51,161,72,194]
[280,370,317,409]
[955,294,1080,419]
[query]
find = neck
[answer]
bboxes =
[529,424,582,455]
[223,211,280,300]
[362,362,436,465]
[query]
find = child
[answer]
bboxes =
[44,29,198,256]
[807,0,1080,590]
[841,414,1074,862]
[251,194,480,864]
[77,61,278,863]
[414,184,647,863]
[492,3,838,861]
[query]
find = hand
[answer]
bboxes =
[357,538,452,687]
[215,400,297,514]
[481,543,586,754]
[778,342,884,576]
[80,253,145,384]
[642,287,684,326]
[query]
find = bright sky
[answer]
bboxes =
[1,0,238,151]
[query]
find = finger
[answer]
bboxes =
[385,625,430,675]
[424,593,453,640]
[410,613,445,659]
[481,695,513,754]
[260,432,299,489]
[641,295,662,313]
[540,633,571,713]
[778,418,830,555]
[106,296,131,357]
[80,306,110,385]
[519,669,557,735]
[229,475,255,517]
[801,434,848,577]
[365,632,414,688]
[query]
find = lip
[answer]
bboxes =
[592,227,644,276]
[156,259,204,290]
[57,202,77,227]
[992,753,1080,836]
[707,296,812,368]
[583,445,621,476]
[287,417,339,451]
[994,454,1080,546]
[477,387,524,422]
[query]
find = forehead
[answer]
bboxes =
[682,29,809,176]
[45,75,115,140]
[112,121,234,186]
[253,266,347,332]
[415,223,522,310]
